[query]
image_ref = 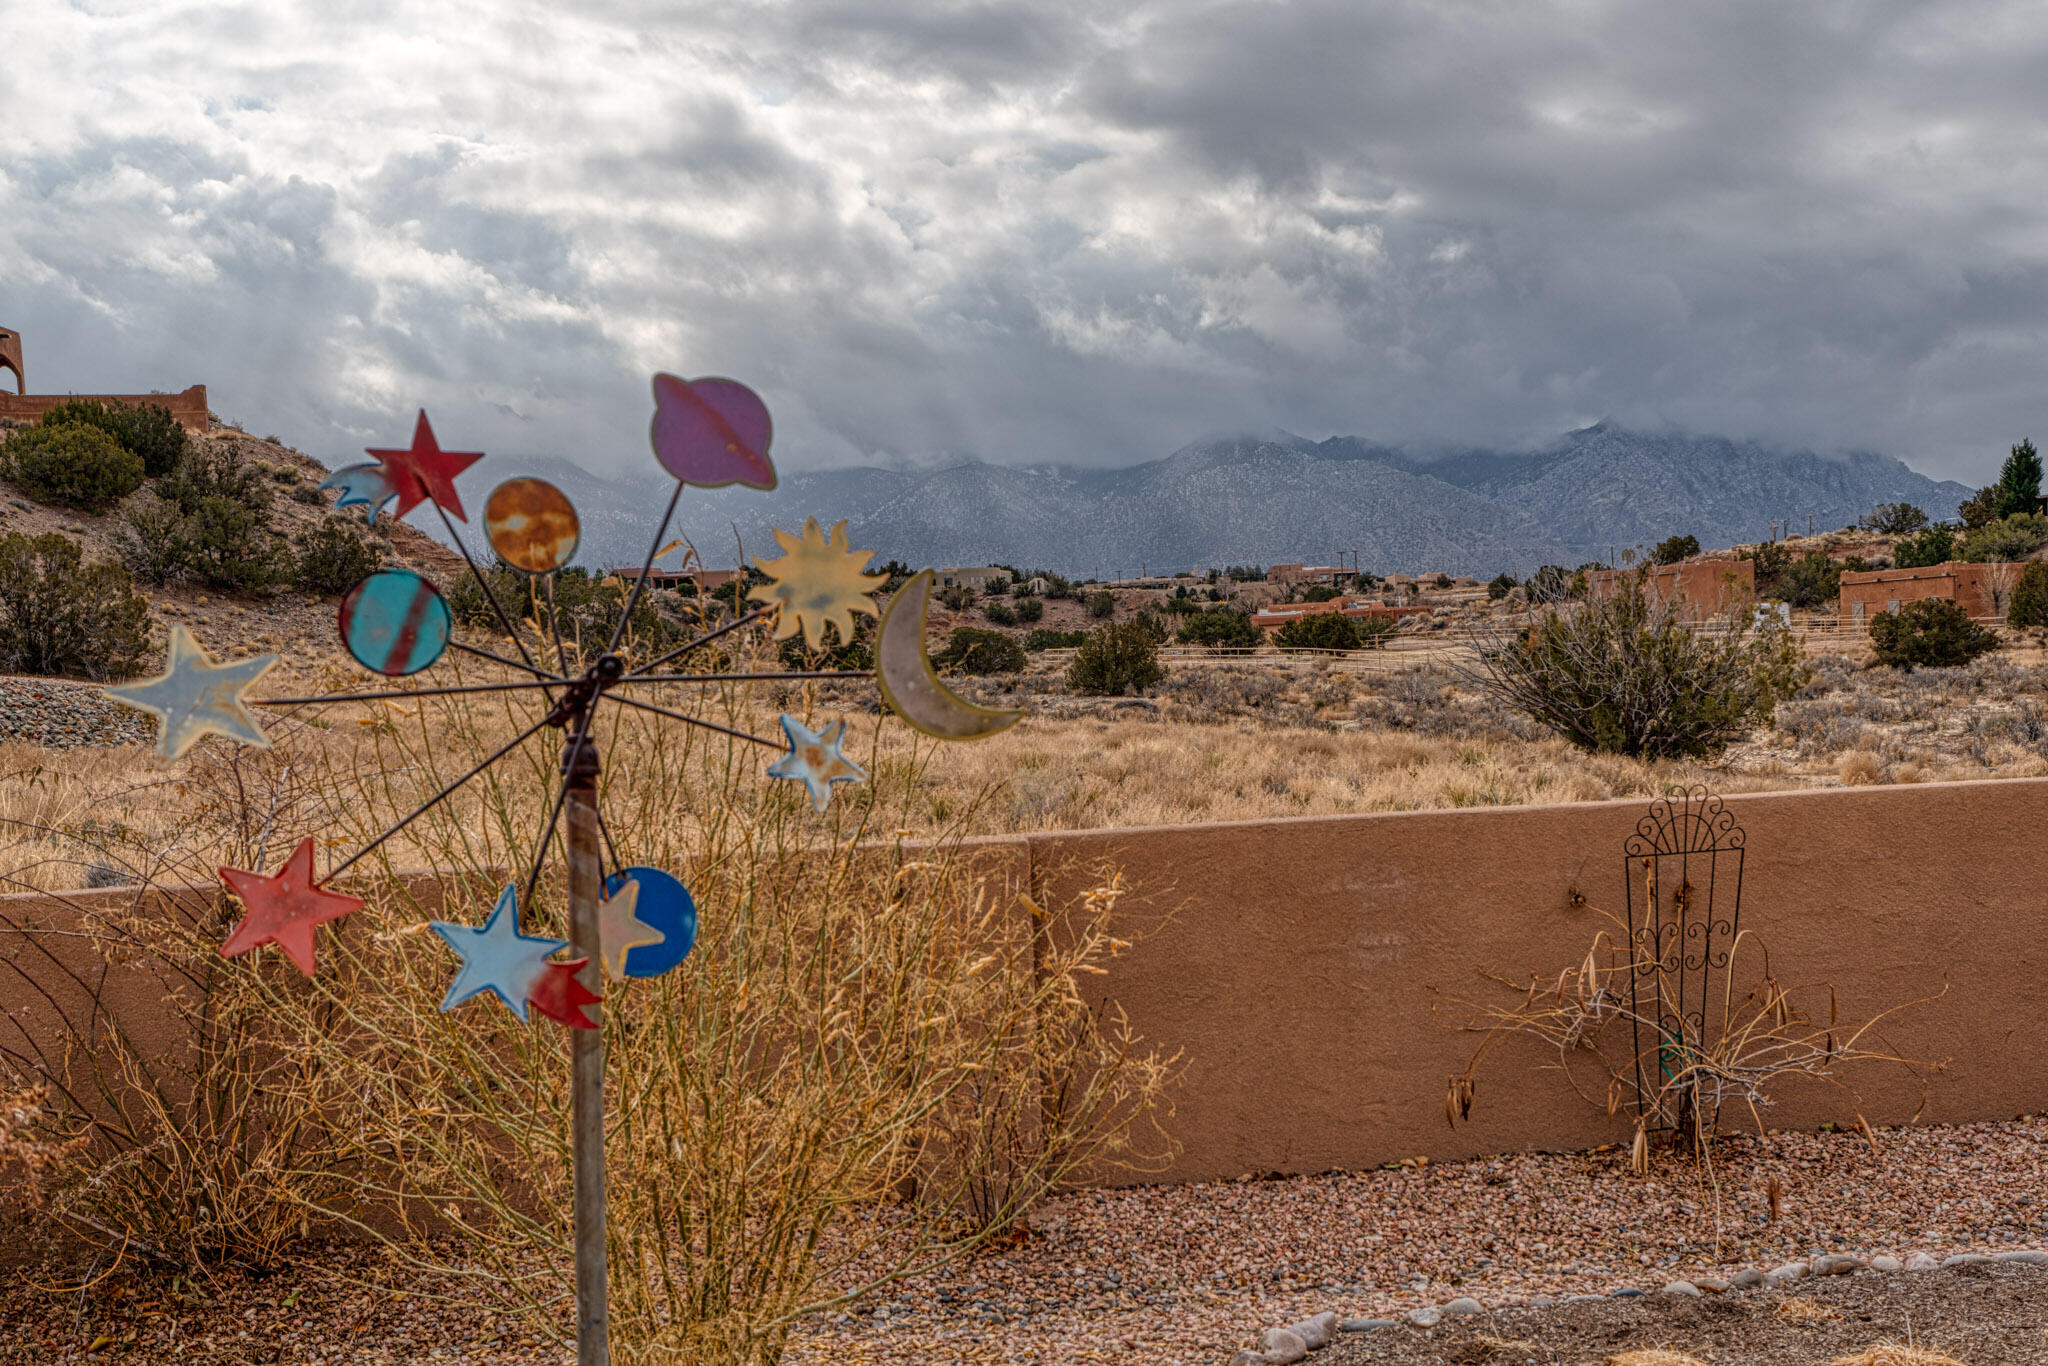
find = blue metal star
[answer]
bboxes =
[105,625,277,760]
[318,462,401,522]
[431,884,568,1022]
[766,714,867,813]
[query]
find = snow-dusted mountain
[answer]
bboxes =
[459,423,1971,578]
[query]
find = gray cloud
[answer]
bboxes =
[2,0,2045,486]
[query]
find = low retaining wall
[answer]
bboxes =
[5,779,2044,1186]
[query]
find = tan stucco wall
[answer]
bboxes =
[6,779,2046,1188]
[0,384,209,432]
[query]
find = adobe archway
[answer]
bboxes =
[0,327,21,396]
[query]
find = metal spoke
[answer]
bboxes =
[605,479,686,658]
[253,678,569,707]
[448,639,566,681]
[624,607,770,678]
[613,669,874,686]
[603,691,782,750]
[325,715,554,880]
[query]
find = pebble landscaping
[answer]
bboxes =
[0,677,154,749]
[785,1115,2048,1365]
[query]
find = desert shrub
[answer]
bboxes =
[1651,534,1700,565]
[158,440,272,516]
[982,575,1009,597]
[114,493,196,586]
[185,495,288,592]
[0,422,144,512]
[1066,621,1164,695]
[0,533,152,679]
[1432,573,1453,588]
[1175,608,1262,650]
[1958,512,2048,563]
[292,517,383,596]
[1013,596,1043,623]
[1467,571,1805,758]
[1023,627,1086,651]
[1775,550,1846,607]
[38,399,187,478]
[1893,523,1956,568]
[1861,502,1929,535]
[934,625,1026,675]
[1355,613,1399,648]
[777,615,874,671]
[1274,611,1363,650]
[1299,584,1341,603]
[983,601,1017,626]
[1959,484,2000,529]
[1159,594,1197,616]
[1487,572,1516,600]
[1132,608,1170,643]
[1527,564,1575,602]
[2010,561,2048,628]
[1869,598,2001,670]
[1086,590,1116,619]
[936,584,977,610]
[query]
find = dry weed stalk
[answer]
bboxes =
[1448,890,1937,1249]
[4,644,1177,1364]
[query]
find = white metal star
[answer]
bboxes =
[596,876,665,982]
[766,714,867,813]
[105,625,277,760]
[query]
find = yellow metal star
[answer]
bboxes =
[105,625,276,761]
[749,517,884,650]
[596,876,665,982]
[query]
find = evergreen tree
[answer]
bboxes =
[1994,438,2042,519]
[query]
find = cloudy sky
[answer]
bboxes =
[3,0,2044,483]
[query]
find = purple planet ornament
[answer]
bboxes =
[650,374,776,490]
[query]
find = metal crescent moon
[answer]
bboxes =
[875,570,1024,741]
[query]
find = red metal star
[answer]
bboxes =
[218,836,365,977]
[527,960,602,1029]
[365,411,484,521]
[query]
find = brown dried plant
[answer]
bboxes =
[1447,885,1938,1249]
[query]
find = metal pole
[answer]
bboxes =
[564,727,608,1366]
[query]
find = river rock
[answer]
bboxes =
[1288,1312,1338,1348]
[1813,1254,1865,1276]
[1659,1281,1701,1297]
[1904,1253,1939,1272]
[1339,1318,1397,1332]
[1692,1277,1731,1293]
[1997,1250,2048,1266]
[1870,1256,1904,1273]
[1441,1297,1484,1317]
[1405,1306,1442,1327]
[1256,1327,1307,1363]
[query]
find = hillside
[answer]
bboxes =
[0,421,463,684]
[493,422,1972,579]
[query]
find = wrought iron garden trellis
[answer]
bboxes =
[103,372,1023,1366]
[1622,784,1746,1137]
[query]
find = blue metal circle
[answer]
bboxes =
[339,569,452,677]
[603,866,697,977]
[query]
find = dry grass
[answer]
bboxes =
[1607,1352,1710,1366]
[15,647,2048,891]
[1779,1295,1845,1324]
[1830,1346,1971,1366]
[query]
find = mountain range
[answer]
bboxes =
[474,422,1973,579]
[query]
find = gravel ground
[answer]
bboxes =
[1,1117,2042,1363]
[0,677,154,749]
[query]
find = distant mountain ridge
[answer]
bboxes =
[474,423,1971,579]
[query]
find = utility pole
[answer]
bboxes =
[1807,513,1815,537]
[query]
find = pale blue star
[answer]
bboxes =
[105,625,277,760]
[766,714,867,813]
[431,884,568,1022]
[318,462,400,522]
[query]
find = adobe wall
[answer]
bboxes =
[5,780,2046,1188]
[1586,560,1756,617]
[0,385,209,433]
[1839,561,2001,622]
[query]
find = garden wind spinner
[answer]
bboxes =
[103,371,1023,1366]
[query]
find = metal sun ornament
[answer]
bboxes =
[100,368,1023,1366]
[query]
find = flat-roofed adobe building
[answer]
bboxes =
[1583,560,1756,620]
[936,567,1010,590]
[1838,562,2007,625]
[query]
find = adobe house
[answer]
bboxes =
[0,325,209,432]
[1251,599,1432,630]
[936,567,1009,590]
[1584,559,1757,620]
[1267,562,1347,586]
[1838,561,2009,625]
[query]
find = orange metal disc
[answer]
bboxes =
[484,478,580,573]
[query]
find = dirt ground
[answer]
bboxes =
[1321,1264,2048,1366]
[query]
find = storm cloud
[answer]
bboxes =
[2,0,2044,483]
